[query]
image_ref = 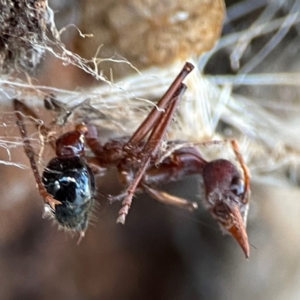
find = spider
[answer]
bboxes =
[14,62,250,257]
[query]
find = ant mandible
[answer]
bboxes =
[14,62,250,257]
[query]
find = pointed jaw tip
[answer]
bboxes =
[228,224,250,258]
[227,204,250,258]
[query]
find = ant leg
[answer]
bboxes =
[85,62,194,169]
[126,62,194,146]
[144,146,207,184]
[14,99,61,210]
[117,83,188,224]
[143,185,198,211]
[229,139,250,204]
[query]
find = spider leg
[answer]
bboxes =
[13,99,50,136]
[143,185,198,212]
[85,157,108,177]
[107,188,143,204]
[117,83,188,224]
[13,98,57,149]
[14,99,61,210]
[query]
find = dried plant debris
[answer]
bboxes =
[1,0,300,190]
[0,0,52,72]
[75,0,225,78]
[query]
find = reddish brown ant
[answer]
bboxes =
[14,62,250,257]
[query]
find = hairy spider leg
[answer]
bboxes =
[14,99,50,136]
[117,83,188,224]
[14,99,61,210]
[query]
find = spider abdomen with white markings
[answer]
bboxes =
[42,156,95,232]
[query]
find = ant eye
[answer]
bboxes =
[230,176,244,196]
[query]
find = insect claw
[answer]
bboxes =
[191,202,198,210]
[116,214,126,225]
[107,193,126,204]
[116,196,131,224]
[77,231,85,245]
[46,196,61,210]
[42,205,53,218]
[40,189,61,210]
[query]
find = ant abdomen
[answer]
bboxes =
[42,156,95,232]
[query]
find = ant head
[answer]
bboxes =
[203,159,250,258]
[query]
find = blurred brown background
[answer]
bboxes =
[1,0,300,299]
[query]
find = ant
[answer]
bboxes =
[14,62,250,257]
